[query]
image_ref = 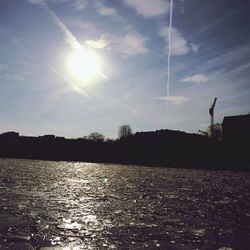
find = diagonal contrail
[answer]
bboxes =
[46,7,82,51]
[167,0,173,96]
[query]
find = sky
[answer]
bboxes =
[0,0,250,138]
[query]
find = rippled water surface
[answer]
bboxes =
[0,158,250,249]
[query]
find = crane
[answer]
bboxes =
[209,97,217,128]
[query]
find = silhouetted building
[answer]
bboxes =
[38,135,56,141]
[56,136,65,140]
[222,114,250,143]
[0,132,19,142]
[0,131,19,138]
[19,136,37,142]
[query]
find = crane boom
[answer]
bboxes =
[212,97,217,110]
[209,97,217,127]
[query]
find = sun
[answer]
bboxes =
[67,47,104,86]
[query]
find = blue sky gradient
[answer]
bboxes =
[0,0,250,138]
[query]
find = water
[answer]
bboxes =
[0,158,249,249]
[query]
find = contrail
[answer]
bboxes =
[46,7,82,51]
[167,0,173,96]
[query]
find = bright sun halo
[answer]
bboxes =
[67,48,102,85]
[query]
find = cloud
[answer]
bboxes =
[72,0,89,10]
[27,0,45,5]
[112,30,148,57]
[85,36,110,49]
[94,2,121,20]
[228,62,250,75]
[27,0,89,10]
[190,43,200,53]
[27,0,69,5]
[96,5,117,17]
[0,64,24,81]
[29,0,146,58]
[159,96,190,105]
[181,74,209,84]
[124,0,169,17]
[86,28,148,57]
[1,73,24,81]
[159,26,190,56]
[27,0,43,3]
[66,17,95,30]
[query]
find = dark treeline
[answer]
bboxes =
[0,125,249,171]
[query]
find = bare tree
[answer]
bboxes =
[118,124,133,139]
[198,123,222,141]
[210,123,222,140]
[88,132,105,142]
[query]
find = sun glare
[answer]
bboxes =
[67,47,104,87]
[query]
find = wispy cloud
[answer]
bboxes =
[72,0,89,10]
[190,43,200,53]
[66,17,95,30]
[27,0,45,4]
[28,0,147,58]
[159,26,191,56]
[158,96,190,105]
[124,0,169,18]
[1,73,25,82]
[112,30,148,57]
[226,62,250,75]
[85,36,110,49]
[86,29,148,57]
[181,74,209,84]
[0,64,24,81]
[94,2,121,21]
[199,46,250,74]
[27,0,89,10]
[27,0,69,5]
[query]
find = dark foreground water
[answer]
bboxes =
[0,159,250,250]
